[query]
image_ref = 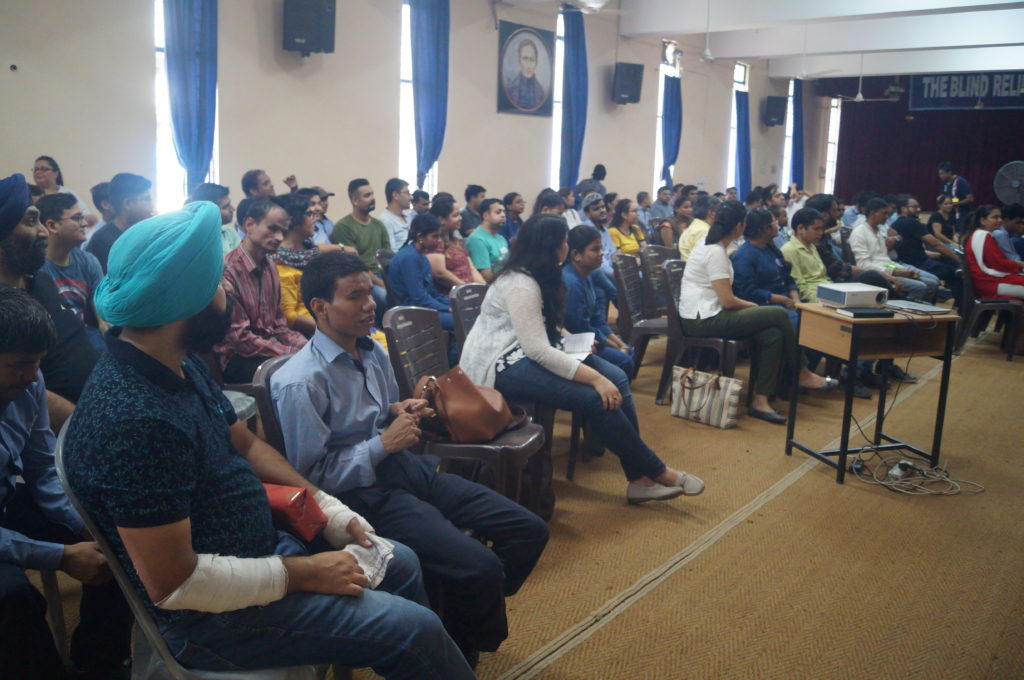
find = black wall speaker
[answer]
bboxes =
[763,95,787,126]
[283,0,336,56]
[612,62,644,104]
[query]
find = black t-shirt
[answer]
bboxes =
[24,272,100,402]
[928,213,954,240]
[84,222,123,273]
[893,216,930,267]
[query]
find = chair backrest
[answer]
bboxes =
[640,244,675,317]
[375,249,397,307]
[250,354,296,455]
[450,283,487,352]
[661,259,686,340]
[382,306,450,399]
[612,252,647,336]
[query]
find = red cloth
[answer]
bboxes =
[966,230,1024,299]
[428,239,475,294]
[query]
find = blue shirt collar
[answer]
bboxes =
[310,328,375,365]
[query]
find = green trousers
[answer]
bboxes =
[679,306,803,397]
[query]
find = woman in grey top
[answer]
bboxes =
[461,215,705,505]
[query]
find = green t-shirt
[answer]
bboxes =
[330,214,391,273]
[466,228,509,272]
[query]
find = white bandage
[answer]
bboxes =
[314,490,374,547]
[156,554,288,613]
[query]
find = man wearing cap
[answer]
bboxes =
[311,185,335,246]
[0,174,100,430]
[64,201,477,679]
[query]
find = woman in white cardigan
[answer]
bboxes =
[461,215,705,505]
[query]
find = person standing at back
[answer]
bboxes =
[937,161,974,234]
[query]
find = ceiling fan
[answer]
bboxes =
[836,54,898,102]
[795,25,838,79]
[700,0,714,61]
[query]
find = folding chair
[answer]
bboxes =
[612,252,668,369]
[955,265,1023,360]
[639,244,676,318]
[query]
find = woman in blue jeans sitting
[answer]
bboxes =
[562,225,634,378]
[460,215,705,505]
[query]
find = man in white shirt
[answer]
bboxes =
[848,198,935,301]
[378,178,411,251]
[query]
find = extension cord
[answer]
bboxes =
[886,459,919,481]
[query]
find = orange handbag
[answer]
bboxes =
[414,366,515,443]
[262,484,327,542]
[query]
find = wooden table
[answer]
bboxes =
[785,303,960,483]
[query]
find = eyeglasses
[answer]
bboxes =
[33,166,55,173]
[62,214,87,224]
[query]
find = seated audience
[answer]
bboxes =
[964,205,1024,300]
[411,189,431,216]
[578,192,614,276]
[379,178,412,251]
[677,201,836,425]
[460,185,486,237]
[186,182,238,254]
[330,179,391,314]
[849,197,938,302]
[500,192,525,242]
[744,189,763,211]
[271,193,347,337]
[387,213,455,329]
[532,189,566,218]
[65,206,473,678]
[214,199,307,383]
[272,251,547,666]
[730,208,801,327]
[635,191,652,236]
[604,193,619,215]
[427,194,484,293]
[39,193,107,350]
[657,195,693,248]
[310,185,335,245]
[677,194,721,260]
[768,204,790,248]
[928,194,958,246]
[465,198,510,283]
[608,199,646,256]
[240,168,296,198]
[0,175,99,422]
[563,225,633,377]
[991,202,1023,262]
[0,287,131,679]
[460,215,705,504]
[892,194,962,307]
[648,186,673,224]
[558,187,581,228]
[85,172,153,273]
[84,181,115,246]
[725,187,738,201]
[31,155,97,227]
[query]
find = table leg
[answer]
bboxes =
[836,332,860,483]
[874,359,889,446]
[786,316,802,455]
[930,321,956,468]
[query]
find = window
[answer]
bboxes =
[399,2,437,194]
[548,13,566,189]
[824,97,842,194]
[726,62,748,191]
[652,41,680,193]
[153,0,218,213]
[780,79,795,189]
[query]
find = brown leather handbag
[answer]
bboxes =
[414,366,515,443]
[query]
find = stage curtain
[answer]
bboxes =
[410,0,449,188]
[735,90,752,199]
[163,0,217,193]
[559,4,588,191]
[660,75,682,186]
[791,79,804,188]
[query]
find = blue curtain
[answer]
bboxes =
[410,0,449,188]
[559,5,588,191]
[660,75,682,185]
[163,0,218,194]
[734,90,752,199]
[791,79,805,188]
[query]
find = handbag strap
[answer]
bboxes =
[680,369,721,413]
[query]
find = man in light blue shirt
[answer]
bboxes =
[0,286,130,678]
[271,251,548,666]
[648,186,673,224]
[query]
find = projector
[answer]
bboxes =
[817,282,888,308]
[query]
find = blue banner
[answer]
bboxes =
[909,71,1024,110]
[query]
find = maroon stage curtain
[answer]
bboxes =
[826,78,1023,210]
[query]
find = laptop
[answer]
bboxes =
[885,299,949,315]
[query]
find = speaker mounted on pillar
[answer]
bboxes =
[283,0,336,57]
[763,96,787,126]
[611,62,644,104]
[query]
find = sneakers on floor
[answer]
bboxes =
[627,482,685,504]
[674,471,706,496]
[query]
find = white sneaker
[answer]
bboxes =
[627,482,685,505]
[674,471,706,496]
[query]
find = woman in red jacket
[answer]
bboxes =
[965,205,1024,300]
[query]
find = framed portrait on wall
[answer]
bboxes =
[498,21,554,117]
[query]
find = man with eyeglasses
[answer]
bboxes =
[38,194,107,352]
[85,173,153,273]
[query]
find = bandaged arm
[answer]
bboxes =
[157,553,288,612]
[314,490,375,547]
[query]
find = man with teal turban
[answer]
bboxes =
[64,205,472,678]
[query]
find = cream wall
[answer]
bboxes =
[0,0,156,200]
[2,0,816,213]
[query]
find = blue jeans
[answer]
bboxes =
[495,354,667,482]
[894,263,940,301]
[161,534,475,680]
[597,344,635,379]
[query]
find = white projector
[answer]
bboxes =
[817,282,888,308]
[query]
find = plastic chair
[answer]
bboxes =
[955,265,1022,360]
[655,260,744,405]
[381,306,546,504]
[374,248,397,308]
[612,252,668,370]
[450,283,487,354]
[53,420,330,680]
[199,352,260,433]
[639,244,676,318]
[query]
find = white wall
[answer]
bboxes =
[0,0,156,201]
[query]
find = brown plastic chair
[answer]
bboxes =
[639,244,676,318]
[655,259,743,405]
[450,282,487,354]
[954,264,1022,360]
[381,306,546,503]
[374,248,397,308]
[250,354,295,454]
[612,252,668,369]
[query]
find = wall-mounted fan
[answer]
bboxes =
[994,161,1024,205]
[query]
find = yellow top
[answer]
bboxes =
[609,224,646,256]
[677,218,710,261]
[276,262,387,348]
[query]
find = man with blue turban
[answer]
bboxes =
[65,204,475,678]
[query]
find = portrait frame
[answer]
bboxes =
[497,21,554,117]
